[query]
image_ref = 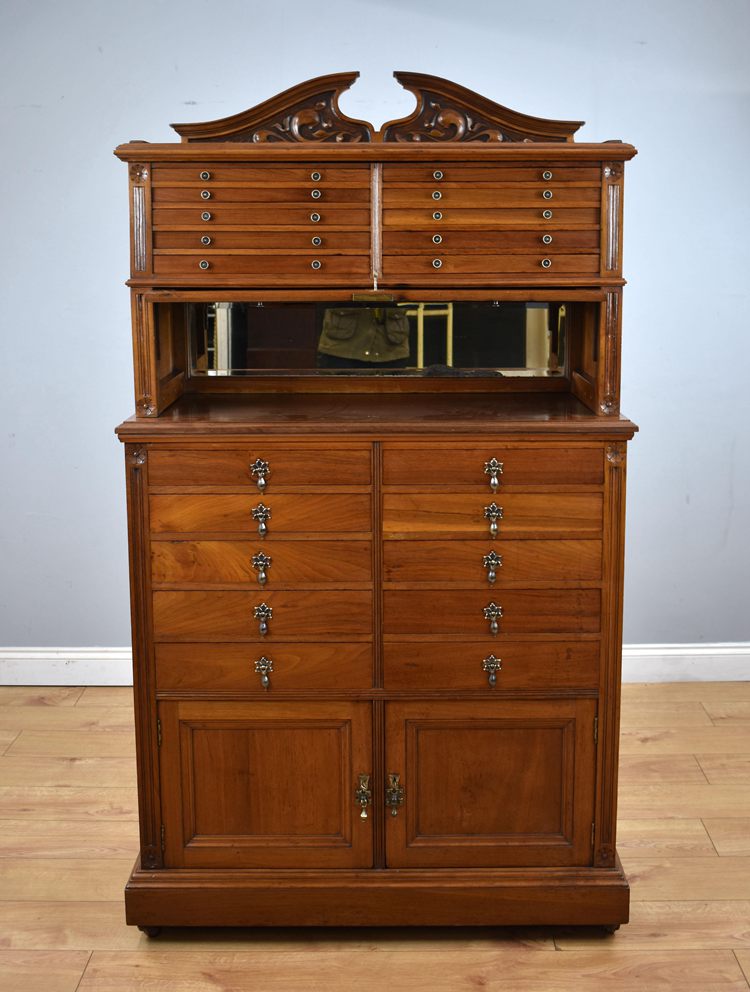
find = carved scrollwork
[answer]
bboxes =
[606,443,626,466]
[128,446,147,466]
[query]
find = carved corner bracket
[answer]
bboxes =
[606,443,626,466]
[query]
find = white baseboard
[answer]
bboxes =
[0,644,747,686]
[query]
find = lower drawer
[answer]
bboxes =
[383,641,599,691]
[153,590,372,639]
[155,643,373,692]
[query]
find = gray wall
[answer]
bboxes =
[1,0,748,647]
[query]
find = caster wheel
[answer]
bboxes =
[138,925,162,938]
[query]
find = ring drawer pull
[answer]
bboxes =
[483,551,503,584]
[541,258,552,269]
[250,458,270,491]
[542,234,553,245]
[484,457,503,491]
[254,656,273,690]
[433,210,443,220]
[355,774,372,819]
[311,170,322,181]
[200,190,212,200]
[200,235,212,246]
[432,234,443,245]
[310,212,321,223]
[311,189,322,200]
[432,258,443,269]
[311,259,322,270]
[433,169,444,180]
[198,260,210,270]
[251,502,271,537]
[311,236,322,247]
[542,209,553,219]
[254,603,273,636]
[484,502,503,537]
[199,170,211,181]
[201,211,212,221]
[483,601,503,635]
[482,654,502,688]
[542,189,553,200]
[432,190,442,200]
[251,552,272,586]
[542,170,553,181]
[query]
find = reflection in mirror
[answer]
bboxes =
[177,301,570,377]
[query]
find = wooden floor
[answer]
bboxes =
[0,683,749,991]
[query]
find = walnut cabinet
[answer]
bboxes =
[115,72,637,932]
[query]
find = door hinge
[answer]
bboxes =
[591,821,596,847]
[157,718,162,748]
[593,716,598,745]
[160,824,165,852]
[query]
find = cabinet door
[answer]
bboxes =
[385,699,596,868]
[159,701,372,868]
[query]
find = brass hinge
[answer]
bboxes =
[591,822,596,847]
[593,716,599,745]
[157,719,162,748]
[160,824,165,852]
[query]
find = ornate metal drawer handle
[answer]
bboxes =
[251,552,272,585]
[484,502,503,537]
[385,773,405,817]
[483,551,502,583]
[355,774,372,819]
[482,654,502,687]
[254,602,273,636]
[483,601,503,635]
[254,656,273,690]
[251,502,271,537]
[484,458,503,491]
[250,458,270,491]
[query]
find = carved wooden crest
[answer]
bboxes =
[171,72,584,144]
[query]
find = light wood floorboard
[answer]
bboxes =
[0,682,749,991]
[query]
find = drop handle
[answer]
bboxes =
[483,551,503,584]
[483,601,503,635]
[253,602,273,636]
[254,656,273,690]
[484,502,503,538]
[482,654,502,687]
[484,458,503,492]
[251,502,271,537]
[385,773,405,817]
[250,458,270,491]
[355,774,372,819]
[251,552,272,586]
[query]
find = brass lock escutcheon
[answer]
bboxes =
[484,502,503,538]
[355,774,372,819]
[250,458,270,492]
[385,773,405,816]
[251,502,271,537]
[483,601,503,635]
[254,656,273,690]
[484,458,503,492]
[251,552,272,586]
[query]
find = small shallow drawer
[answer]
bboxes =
[382,187,601,208]
[383,589,601,635]
[382,445,603,488]
[153,590,372,639]
[382,494,602,540]
[382,165,602,184]
[153,253,371,277]
[152,539,372,587]
[152,185,370,205]
[155,642,372,692]
[152,205,371,228]
[382,229,600,253]
[150,494,372,535]
[154,230,371,250]
[381,253,600,276]
[151,164,371,184]
[148,446,372,487]
[383,641,599,691]
[383,539,602,585]
[382,207,600,229]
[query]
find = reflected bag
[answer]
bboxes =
[318,308,410,363]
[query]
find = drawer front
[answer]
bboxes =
[152,539,372,586]
[152,164,370,184]
[381,254,600,276]
[153,185,370,204]
[382,445,603,488]
[148,446,372,487]
[150,494,372,535]
[383,641,599,691]
[153,253,370,278]
[153,590,372,639]
[155,643,372,691]
[383,494,602,540]
[153,205,370,227]
[382,208,599,229]
[383,589,600,635]
[154,230,371,250]
[382,229,600,252]
[383,165,602,184]
[383,539,602,585]
[382,187,600,208]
